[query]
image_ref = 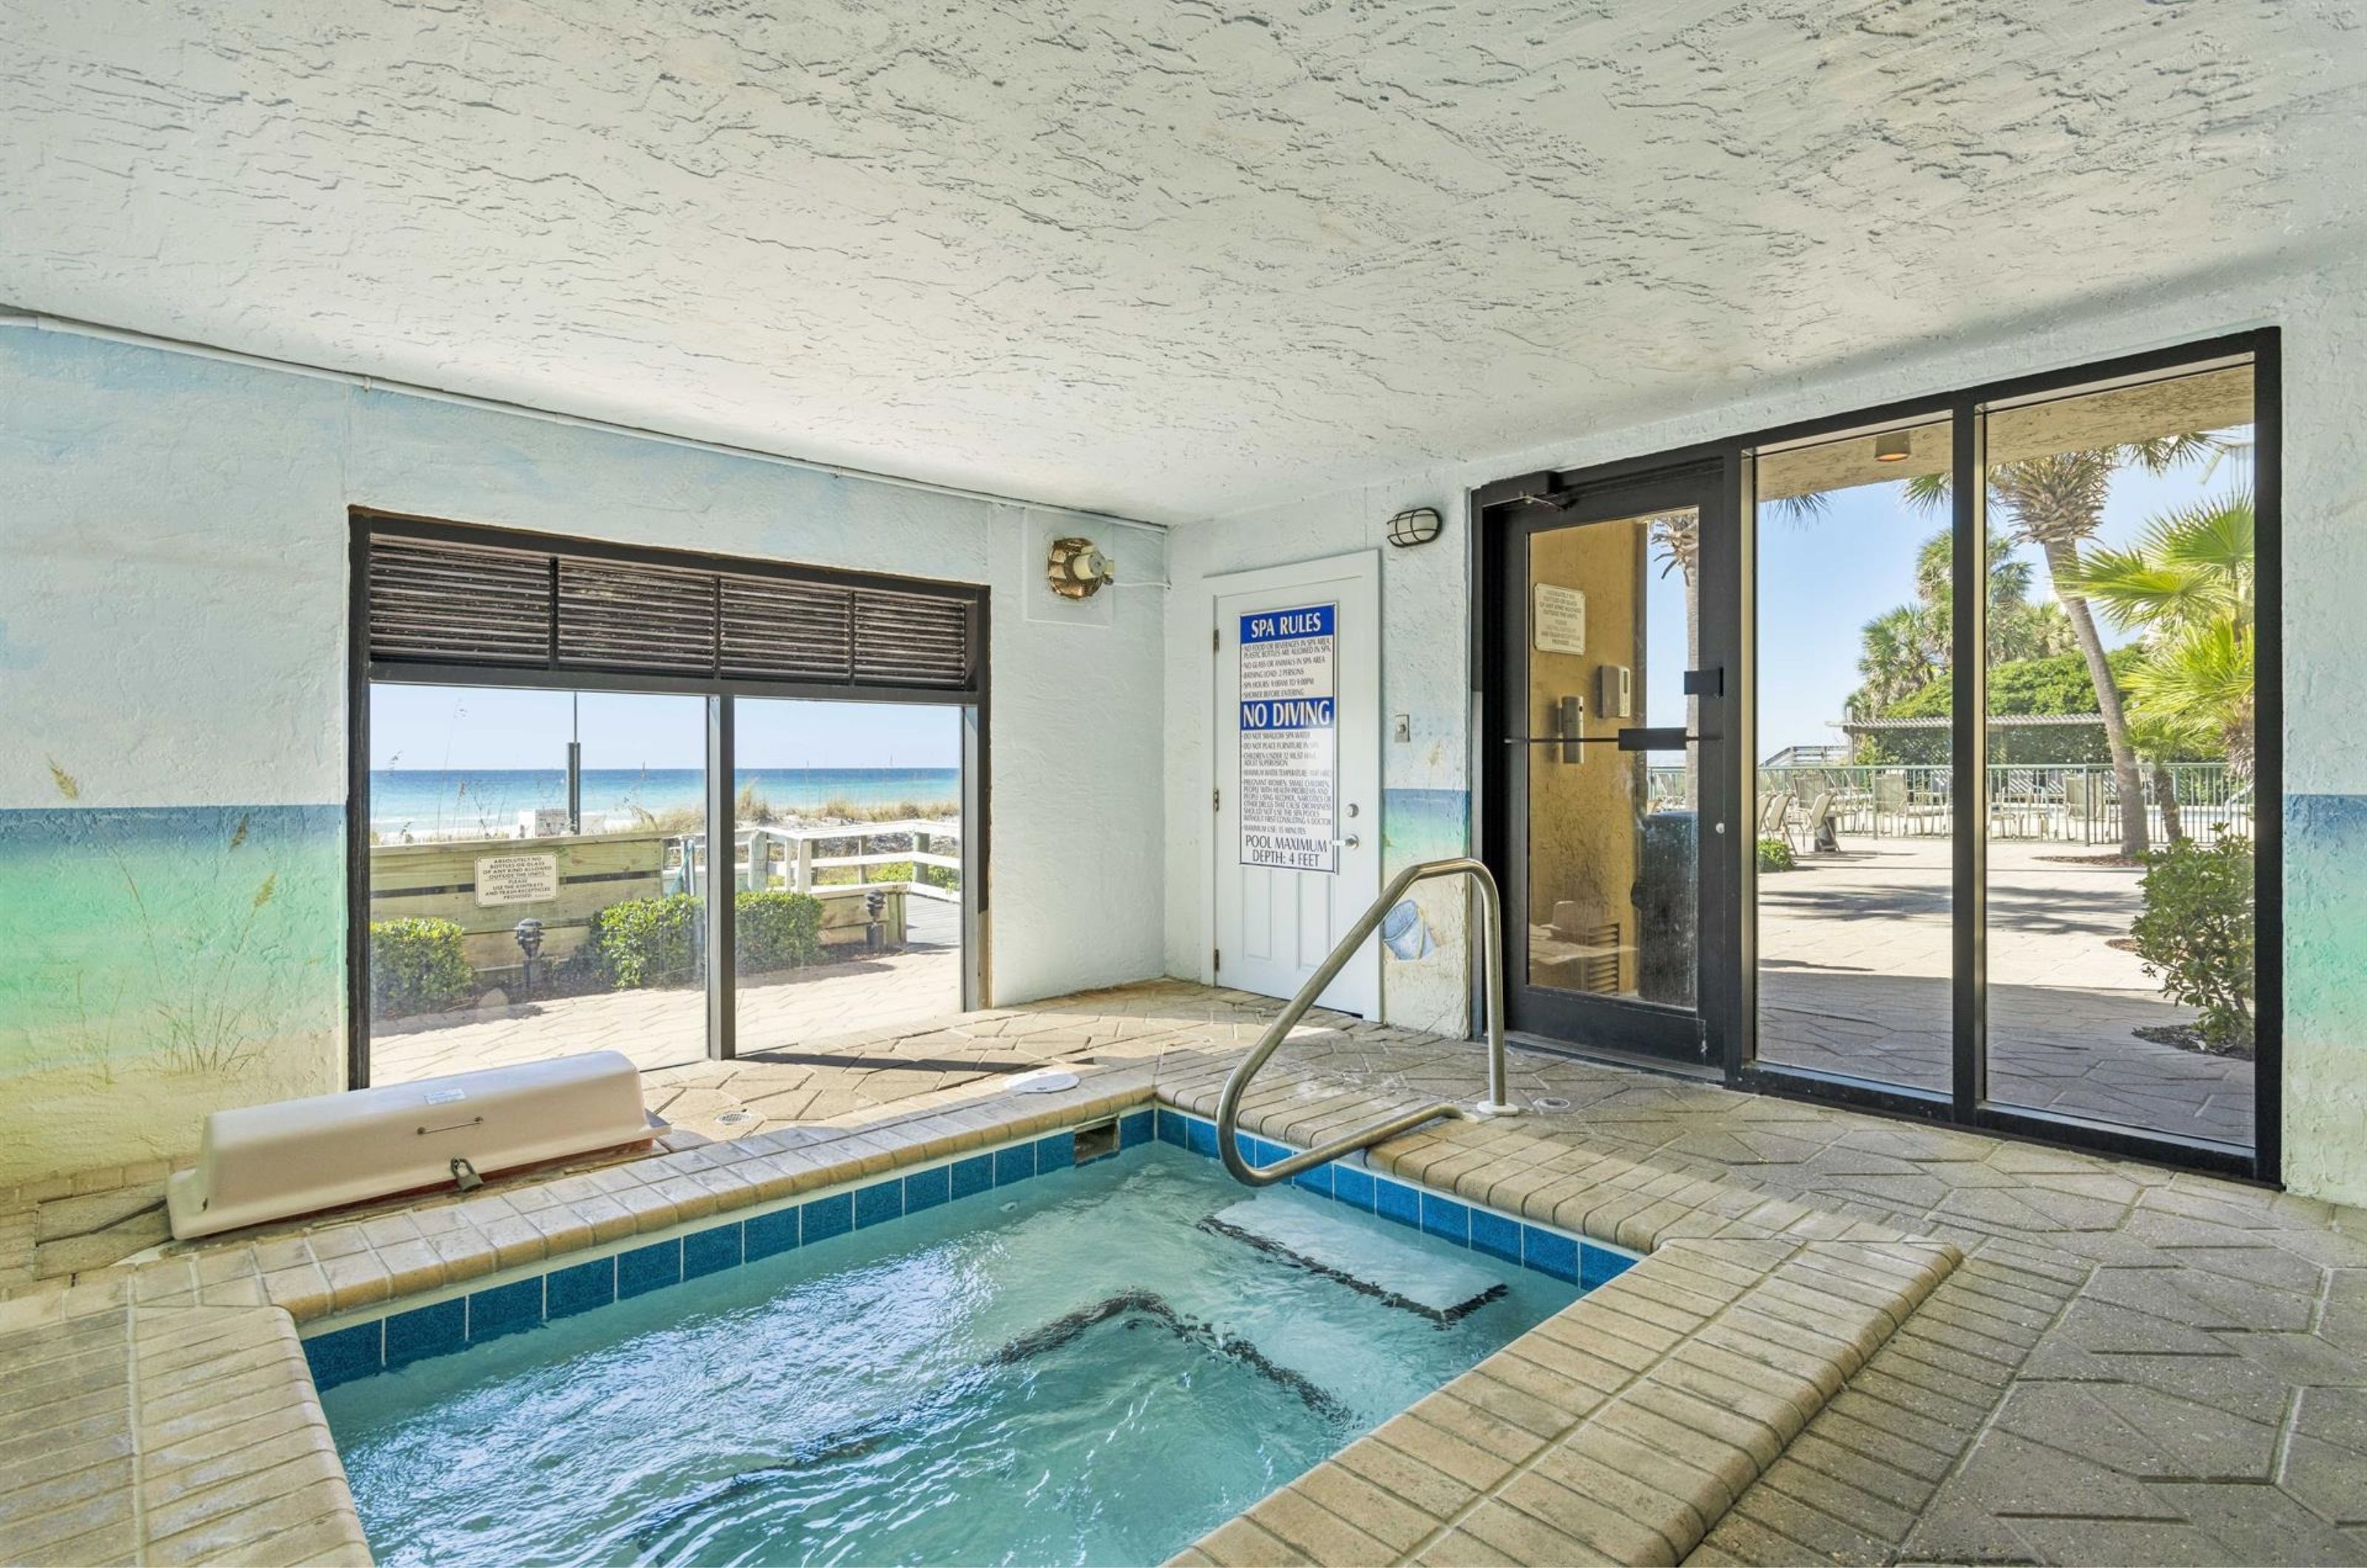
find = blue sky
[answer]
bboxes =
[371,686,962,771]
[1736,445,2249,760]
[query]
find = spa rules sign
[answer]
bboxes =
[1238,603,1339,873]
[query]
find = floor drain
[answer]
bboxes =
[715,1110,754,1126]
[1532,1096,1573,1112]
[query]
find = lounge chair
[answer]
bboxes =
[1801,791,1839,852]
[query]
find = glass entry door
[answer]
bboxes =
[1494,466,1735,1067]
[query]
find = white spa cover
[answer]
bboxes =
[166,1050,653,1240]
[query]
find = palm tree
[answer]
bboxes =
[2064,493,2255,780]
[1647,512,1702,805]
[1848,603,1948,718]
[1647,499,1823,800]
[2123,710,2205,843]
[1905,529,2079,668]
[1906,436,2217,857]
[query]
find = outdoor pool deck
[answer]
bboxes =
[385,837,2249,1141]
[368,893,965,1087]
[1756,836,2252,1143]
[367,944,963,1087]
[1,980,2357,1566]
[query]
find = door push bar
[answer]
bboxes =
[1502,728,1705,751]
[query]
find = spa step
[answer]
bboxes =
[1203,1196,1507,1322]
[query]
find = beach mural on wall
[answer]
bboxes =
[2286,794,2367,1200]
[1377,781,1473,1038]
[0,762,343,1183]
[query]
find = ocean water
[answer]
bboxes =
[370,768,960,836]
[323,1146,1581,1567]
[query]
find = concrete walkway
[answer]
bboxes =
[1758,837,2253,1143]
[369,946,962,1084]
[368,899,965,1084]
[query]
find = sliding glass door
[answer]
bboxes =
[1740,342,2269,1171]
[1977,364,2259,1145]
[729,700,965,1047]
[348,517,988,1089]
[1751,415,1954,1095]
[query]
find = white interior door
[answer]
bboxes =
[1211,552,1380,1016]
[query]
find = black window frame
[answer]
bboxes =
[345,510,992,1089]
[1473,329,2280,1185]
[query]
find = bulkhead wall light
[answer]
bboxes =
[1386,507,1444,547]
[1047,535,1116,598]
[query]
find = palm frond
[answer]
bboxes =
[1900,472,1951,513]
[2127,620,2255,719]
[2152,493,2254,584]
[1758,490,1831,525]
[2059,547,2206,632]
[2061,493,2252,633]
[2124,432,2223,476]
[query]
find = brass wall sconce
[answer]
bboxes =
[1047,535,1116,598]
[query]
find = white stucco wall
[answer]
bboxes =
[1163,478,1477,1038]
[1163,251,2367,1207]
[0,325,1167,1183]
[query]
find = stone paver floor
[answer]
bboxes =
[7,978,2358,1566]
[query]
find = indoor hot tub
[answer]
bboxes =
[304,1109,1636,1566]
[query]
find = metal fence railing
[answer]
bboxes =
[1648,763,2254,846]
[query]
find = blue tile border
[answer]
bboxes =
[467,1277,544,1343]
[546,1257,616,1319]
[302,1321,383,1391]
[802,1191,854,1244]
[303,1106,1635,1390]
[905,1163,951,1214]
[618,1238,683,1300]
[854,1180,903,1230]
[1374,1176,1421,1229]
[383,1298,465,1370]
[951,1153,994,1200]
[683,1223,743,1280]
[744,1207,799,1263]
[1172,1109,1635,1296]
[1470,1208,1522,1266]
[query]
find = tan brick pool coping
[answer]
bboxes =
[1157,1058,1960,1567]
[0,1052,1956,1565]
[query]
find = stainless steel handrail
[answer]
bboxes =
[1216,856,1516,1187]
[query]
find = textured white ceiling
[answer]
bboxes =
[4,1,2362,523]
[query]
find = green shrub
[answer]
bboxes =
[2130,832,2255,1051]
[580,892,703,989]
[737,891,824,973]
[1757,837,1797,873]
[370,918,475,1017]
[579,890,831,987]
